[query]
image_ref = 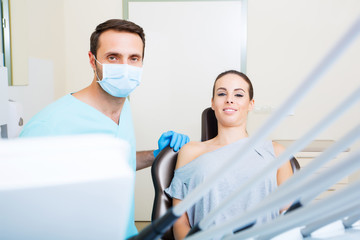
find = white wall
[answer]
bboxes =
[247,0,360,140]
[246,0,360,183]
[63,0,123,94]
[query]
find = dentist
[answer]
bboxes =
[20,19,189,238]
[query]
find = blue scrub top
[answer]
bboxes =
[20,94,138,238]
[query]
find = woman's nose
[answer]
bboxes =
[226,97,234,104]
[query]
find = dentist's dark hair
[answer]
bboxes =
[212,70,254,100]
[90,19,145,59]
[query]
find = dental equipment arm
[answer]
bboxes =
[186,149,360,240]
[227,174,360,240]
[300,203,360,237]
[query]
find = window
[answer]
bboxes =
[1,0,11,84]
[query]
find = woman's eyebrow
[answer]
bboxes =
[216,87,245,92]
[216,87,227,91]
[234,88,245,92]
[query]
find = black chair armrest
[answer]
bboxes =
[151,146,178,240]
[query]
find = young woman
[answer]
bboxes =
[165,70,293,240]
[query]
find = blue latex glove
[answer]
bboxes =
[153,131,190,158]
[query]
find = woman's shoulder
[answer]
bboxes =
[175,141,208,169]
[271,141,286,157]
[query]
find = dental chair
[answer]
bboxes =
[151,107,300,240]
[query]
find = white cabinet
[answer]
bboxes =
[296,151,350,201]
[276,140,350,201]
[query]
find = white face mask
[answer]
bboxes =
[95,58,143,97]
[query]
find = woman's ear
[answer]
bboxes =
[248,99,255,111]
[211,98,215,110]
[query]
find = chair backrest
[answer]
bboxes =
[201,107,218,141]
[151,107,300,239]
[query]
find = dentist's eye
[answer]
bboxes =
[108,56,118,61]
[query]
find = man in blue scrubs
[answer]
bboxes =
[20,19,189,238]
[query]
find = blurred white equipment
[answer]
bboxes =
[0,134,134,240]
[7,100,24,138]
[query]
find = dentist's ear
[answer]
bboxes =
[88,51,96,71]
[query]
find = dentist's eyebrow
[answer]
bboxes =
[105,51,122,57]
[130,53,142,58]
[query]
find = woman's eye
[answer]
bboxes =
[217,93,226,96]
[235,94,244,97]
